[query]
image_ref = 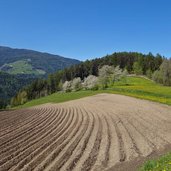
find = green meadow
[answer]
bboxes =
[16,76,171,108]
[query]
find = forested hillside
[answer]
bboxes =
[11,52,164,107]
[0,72,35,108]
[0,46,80,75]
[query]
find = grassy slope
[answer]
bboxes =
[15,90,101,109]
[110,76,171,105]
[1,60,45,75]
[14,76,171,170]
[139,153,171,171]
[16,76,171,107]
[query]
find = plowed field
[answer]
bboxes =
[0,94,171,171]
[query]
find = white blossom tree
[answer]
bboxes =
[111,66,123,85]
[71,77,82,91]
[98,65,113,88]
[83,75,99,90]
[62,81,72,92]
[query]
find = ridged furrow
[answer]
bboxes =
[14,107,75,171]
[32,107,84,171]
[0,107,61,159]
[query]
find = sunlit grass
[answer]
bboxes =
[139,152,171,171]
[16,76,171,109]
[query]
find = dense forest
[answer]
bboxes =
[10,52,164,107]
[0,72,35,109]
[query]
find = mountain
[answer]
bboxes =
[0,46,80,76]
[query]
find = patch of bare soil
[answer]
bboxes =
[0,93,171,171]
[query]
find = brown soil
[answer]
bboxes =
[0,93,171,171]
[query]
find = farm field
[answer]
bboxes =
[1,94,171,171]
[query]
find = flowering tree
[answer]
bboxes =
[62,81,72,92]
[71,77,82,91]
[83,75,99,90]
[98,65,113,88]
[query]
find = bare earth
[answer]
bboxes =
[0,93,171,171]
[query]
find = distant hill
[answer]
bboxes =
[0,46,80,75]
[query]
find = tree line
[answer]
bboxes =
[10,52,164,107]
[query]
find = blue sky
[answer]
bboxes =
[0,0,170,60]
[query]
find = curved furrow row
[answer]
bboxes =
[0,107,59,168]
[31,106,84,171]
[60,106,95,171]
[0,107,47,139]
[91,111,109,171]
[0,109,33,126]
[45,106,90,171]
[12,107,75,171]
[112,114,140,161]
[80,111,102,171]
[72,105,101,171]
[110,115,126,162]
[0,107,61,159]
[0,107,45,126]
[0,107,54,149]
[0,107,67,169]
[4,107,70,171]
[131,111,169,148]
[133,110,171,143]
[0,108,40,133]
[100,115,111,167]
[105,115,120,167]
[114,114,142,157]
[116,113,154,157]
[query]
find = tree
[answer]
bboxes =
[62,81,72,92]
[111,66,123,85]
[152,59,171,86]
[133,62,143,75]
[98,65,113,89]
[48,74,56,94]
[146,69,153,79]
[71,77,82,91]
[83,75,99,90]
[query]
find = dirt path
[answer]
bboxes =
[0,93,171,171]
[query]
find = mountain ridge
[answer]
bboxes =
[0,46,80,75]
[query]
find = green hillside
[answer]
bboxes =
[15,76,171,109]
[0,72,34,108]
[1,59,46,75]
[0,46,80,75]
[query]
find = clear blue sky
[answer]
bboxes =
[0,0,170,60]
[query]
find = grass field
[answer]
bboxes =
[110,76,171,105]
[139,152,171,171]
[16,76,171,109]
[1,59,45,75]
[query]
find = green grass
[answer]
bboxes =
[15,90,101,109]
[1,60,45,75]
[139,152,171,171]
[109,76,171,105]
[16,76,171,109]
